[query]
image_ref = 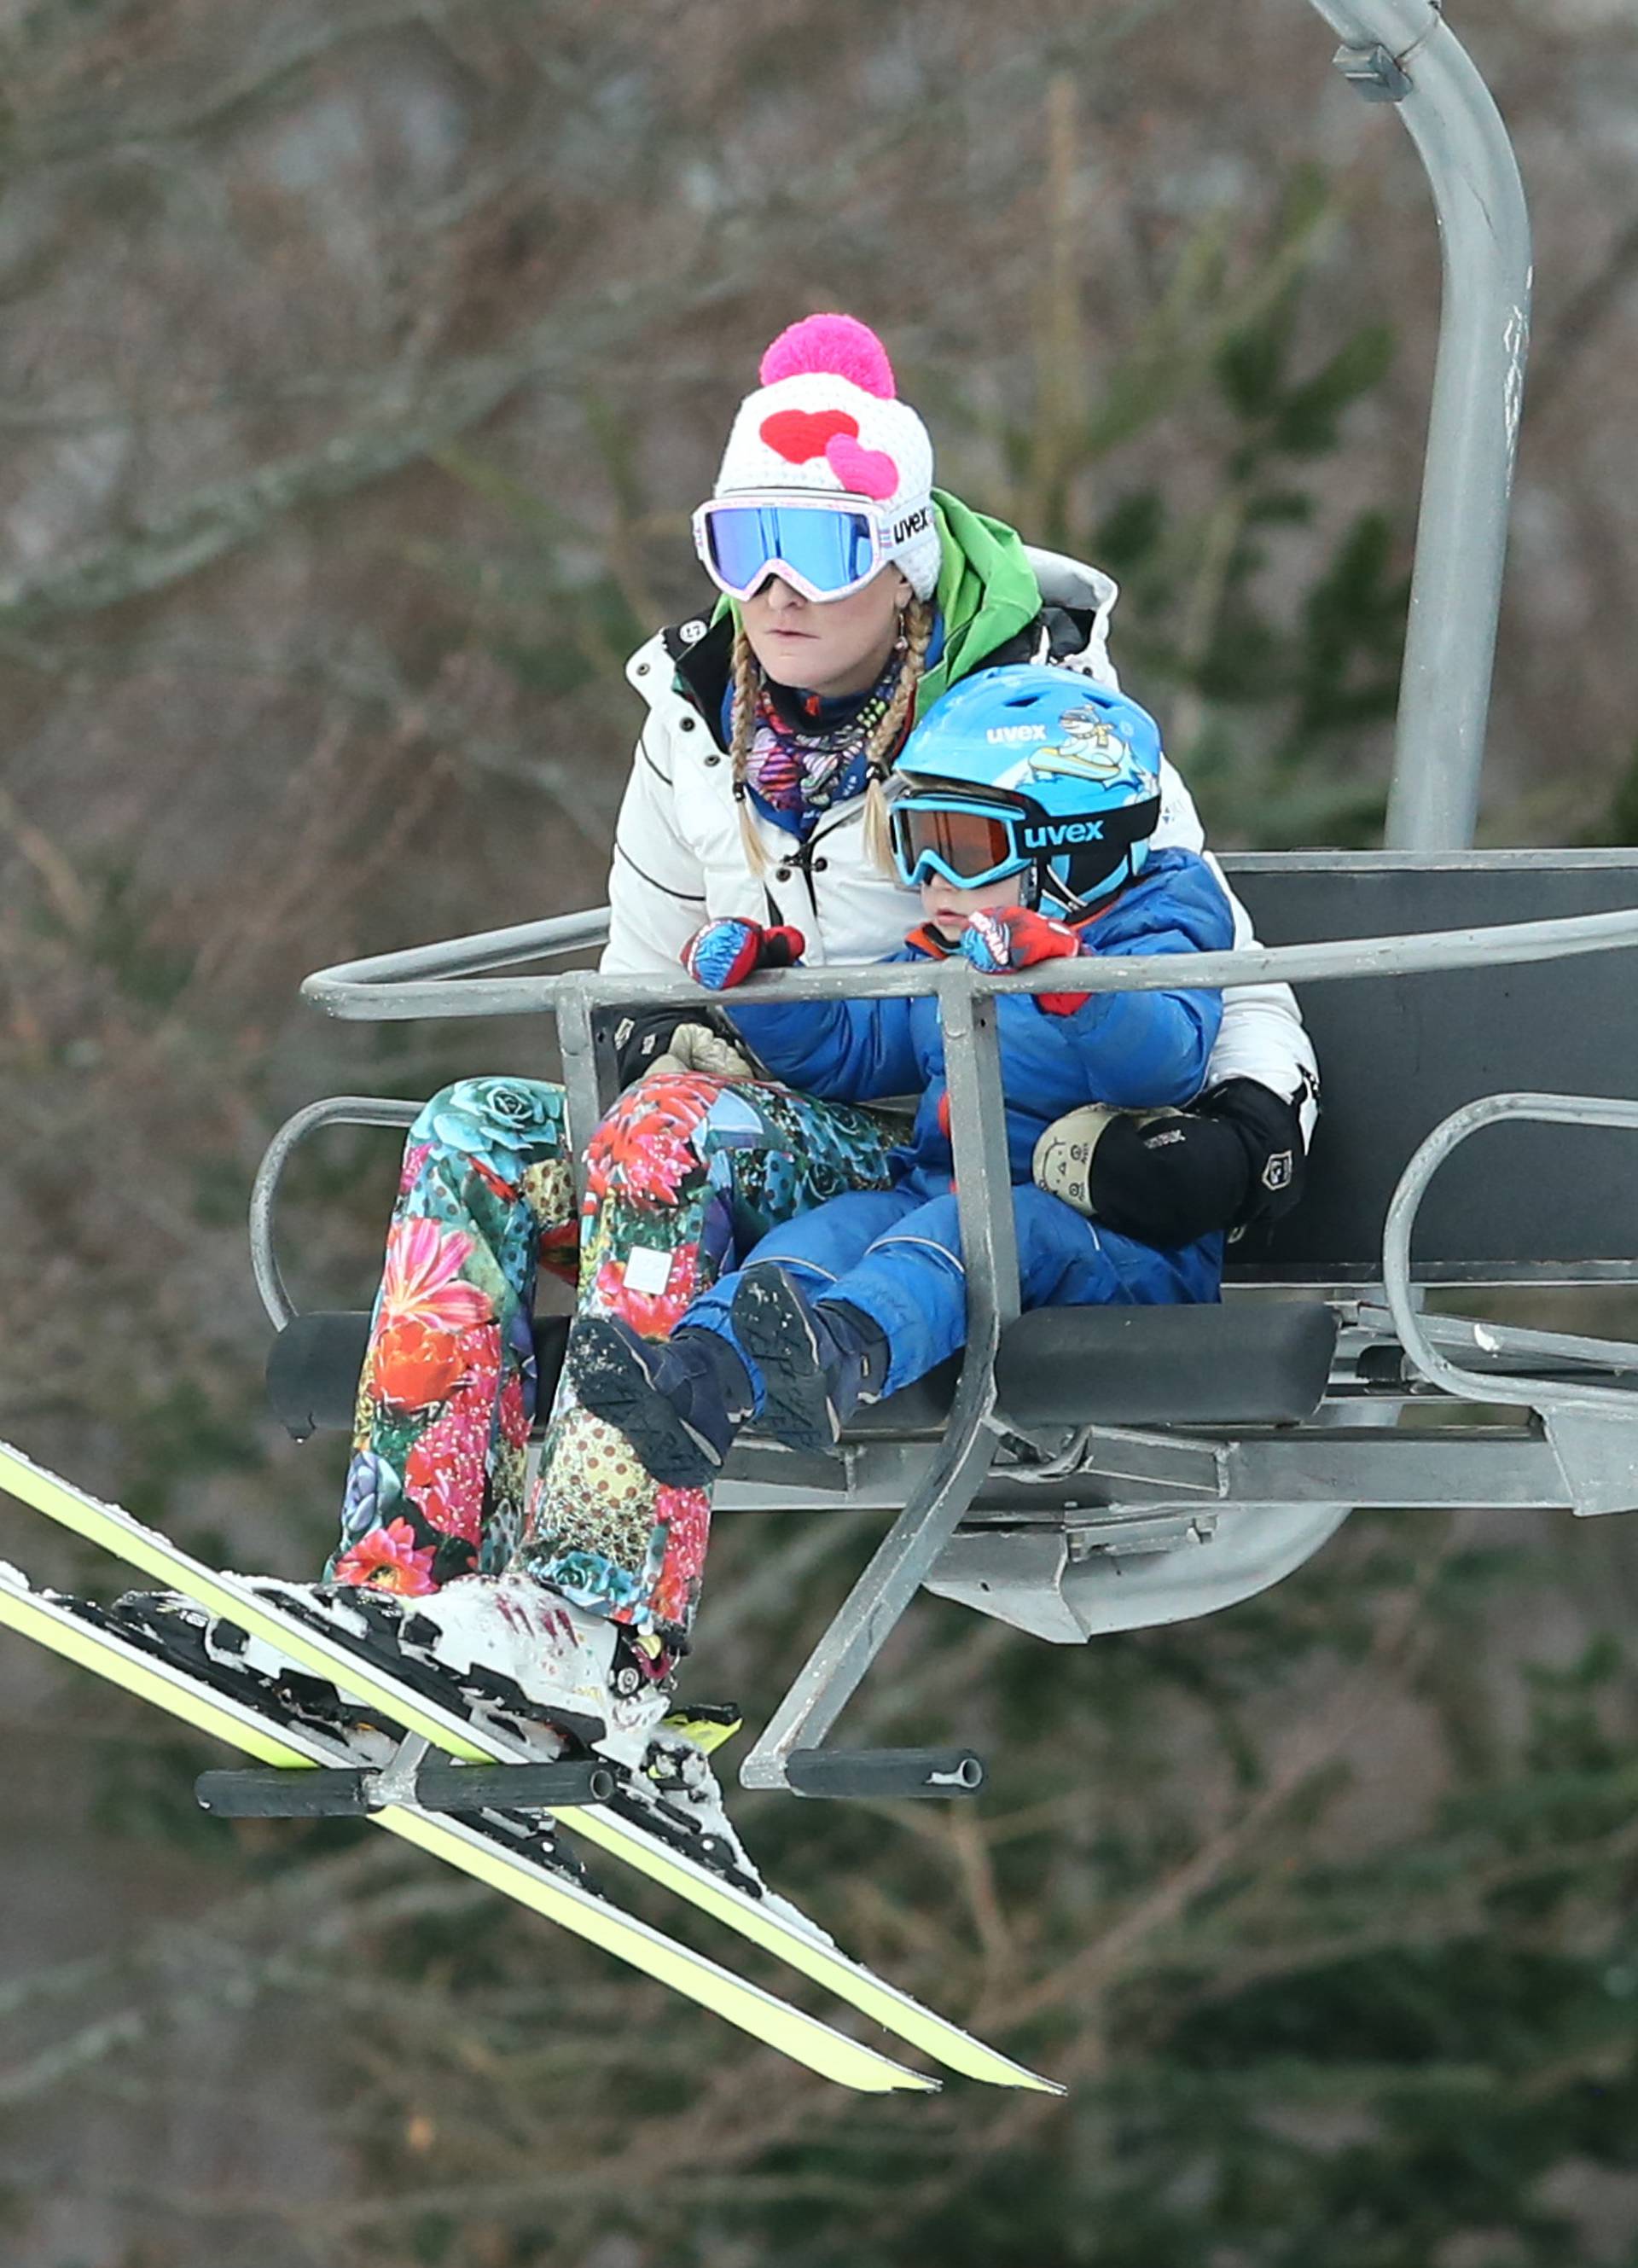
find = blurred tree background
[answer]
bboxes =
[3,2,1638,2262]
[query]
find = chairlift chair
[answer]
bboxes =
[253,2,1638,1803]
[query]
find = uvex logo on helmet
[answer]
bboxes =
[1021,818,1107,848]
[890,504,931,545]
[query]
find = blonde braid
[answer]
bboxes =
[863,596,934,876]
[729,623,771,879]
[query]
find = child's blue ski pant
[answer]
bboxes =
[683,1172,1223,1399]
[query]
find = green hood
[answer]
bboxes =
[920,488,1042,709]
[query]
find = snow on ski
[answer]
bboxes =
[0,1562,934,2095]
[0,1439,1059,2094]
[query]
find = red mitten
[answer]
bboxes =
[682,918,806,991]
[959,906,1088,1014]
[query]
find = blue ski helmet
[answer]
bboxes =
[890,666,1164,918]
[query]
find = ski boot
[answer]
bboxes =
[108,1573,672,1769]
[730,1264,891,1451]
[235,1573,677,1775]
[566,1316,754,1487]
[251,1586,766,1892]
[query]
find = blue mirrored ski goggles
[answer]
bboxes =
[889,794,1036,890]
[693,492,902,604]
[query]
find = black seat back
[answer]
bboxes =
[1223,853,1638,1281]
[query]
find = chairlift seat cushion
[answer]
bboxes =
[839,1300,1338,1434]
[272,1300,1335,1445]
[991,1300,1338,1428]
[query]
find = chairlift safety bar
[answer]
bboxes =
[298,901,1638,1027]
[1384,1093,1638,1419]
[275,892,1638,1351]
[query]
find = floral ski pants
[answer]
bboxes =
[329,1073,897,1650]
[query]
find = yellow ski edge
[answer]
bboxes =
[568,1801,1066,2094]
[0,1439,1058,2093]
[0,1567,935,2096]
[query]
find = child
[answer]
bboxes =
[567,663,1236,1486]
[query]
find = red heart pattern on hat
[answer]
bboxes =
[825,433,898,500]
[759,407,859,463]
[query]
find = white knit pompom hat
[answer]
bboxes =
[712,313,943,601]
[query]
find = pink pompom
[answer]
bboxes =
[758,313,897,399]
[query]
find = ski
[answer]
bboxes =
[0,1561,934,2094]
[0,1439,1057,2093]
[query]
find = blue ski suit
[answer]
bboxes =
[683,847,1236,1399]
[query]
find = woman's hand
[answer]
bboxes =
[958,906,1088,1015]
[682,918,806,991]
[646,1022,757,1082]
[613,1005,755,1090]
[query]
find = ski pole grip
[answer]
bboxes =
[783,1747,985,1800]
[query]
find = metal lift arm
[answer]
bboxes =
[1308,0,1531,851]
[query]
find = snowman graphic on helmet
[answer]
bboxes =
[1031,704,1145,794]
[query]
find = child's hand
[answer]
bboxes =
[682,918,806,991]
[958,907,1088,1015]
[959,905,1080,972]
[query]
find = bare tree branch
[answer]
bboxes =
[0,271,744,637]
[6,4,520,171]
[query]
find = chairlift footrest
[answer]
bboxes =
[783,1747,985,1800]
[195,1758,615,1819]
[196,1766,374,1818]
[411,1759,617,1811]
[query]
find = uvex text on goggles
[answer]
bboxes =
[693,491,934,605]
[890,786,1164,906]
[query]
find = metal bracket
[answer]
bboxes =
[1069,1510,1221,1561]
[1003,1419,1226,1496]
[1333,41,1411,101]
[1544,1410,1638,1519]
[365,1731,432,1811]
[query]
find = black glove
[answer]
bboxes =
[1199,1077,1310,1232]
[1037,1079,1310,1247]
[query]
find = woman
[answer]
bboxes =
[328,314,1316,1740]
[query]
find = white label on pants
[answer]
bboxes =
[623,1245,675,1296]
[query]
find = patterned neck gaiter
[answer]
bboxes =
[744,649,906,839]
